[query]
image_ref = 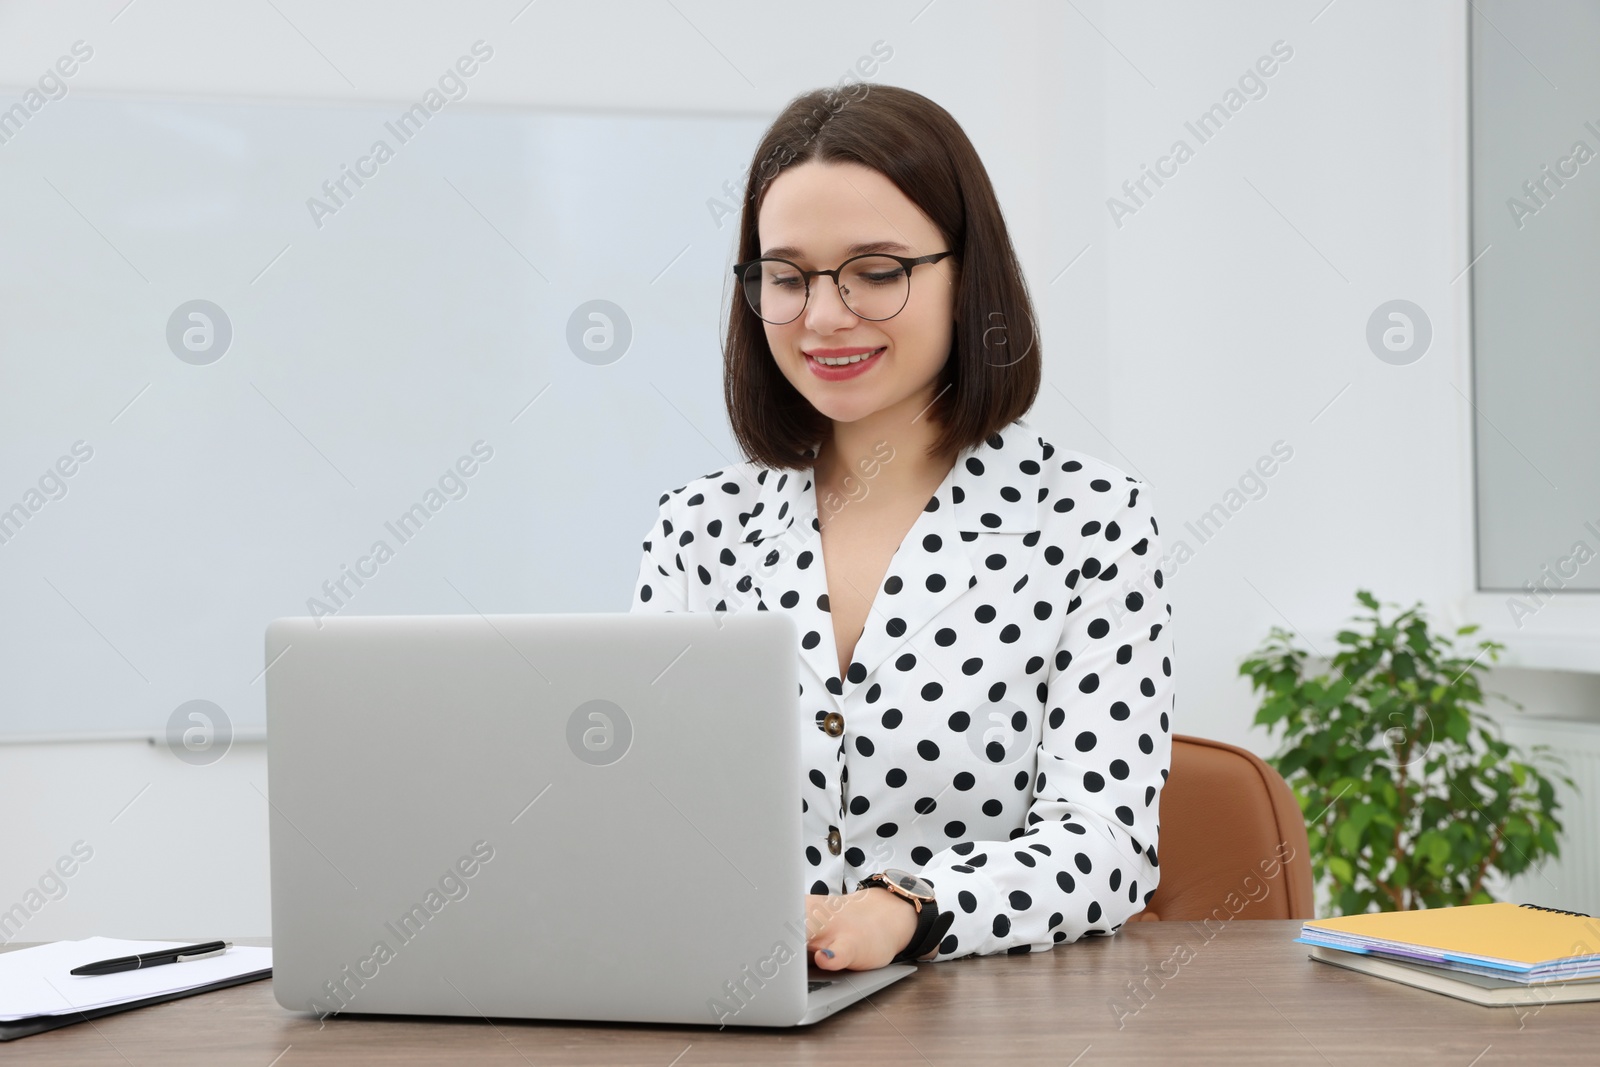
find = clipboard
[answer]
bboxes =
[0,968,271,1041]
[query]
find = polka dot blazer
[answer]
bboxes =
[630,419,1175,960]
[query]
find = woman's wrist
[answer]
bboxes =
[866,886,922,955]
[859,874,943,962]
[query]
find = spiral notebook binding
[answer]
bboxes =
[1518,902,1593,918]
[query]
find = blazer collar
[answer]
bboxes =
[731,421,1043,701]
[737,421,1042,544]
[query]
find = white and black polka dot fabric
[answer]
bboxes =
[630,419,1174,960]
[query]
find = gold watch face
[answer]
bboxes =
[883,868,935,902]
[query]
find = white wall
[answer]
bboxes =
[1099,0,1476,740]
[3,0,1594,940]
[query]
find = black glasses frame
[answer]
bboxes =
[731,250,955,324]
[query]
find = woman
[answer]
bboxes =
[632,85,1174,973]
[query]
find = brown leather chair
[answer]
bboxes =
[1125,734,1314,923]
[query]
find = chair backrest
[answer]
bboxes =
[1126,734,1314,923]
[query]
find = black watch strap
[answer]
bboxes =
[892,898,941,964]
[889,902,947,966]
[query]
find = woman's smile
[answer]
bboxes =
[804,345,886,380]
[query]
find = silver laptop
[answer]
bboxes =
[263,611,915,1028]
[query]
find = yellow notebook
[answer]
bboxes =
[1297,903,1600,981]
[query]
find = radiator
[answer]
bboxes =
[1492,717,1600,918]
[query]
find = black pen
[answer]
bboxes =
[70,941,232,976]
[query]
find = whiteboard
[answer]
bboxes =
[0,95,767,740]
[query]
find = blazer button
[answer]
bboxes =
[823,712,845,737]
[827,827,842,855]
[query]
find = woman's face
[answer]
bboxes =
[755,160,959,430]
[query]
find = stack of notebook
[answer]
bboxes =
[1296,902,1600,1007]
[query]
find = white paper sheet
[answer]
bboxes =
[0,938,272,1021]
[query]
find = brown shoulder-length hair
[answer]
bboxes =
[724,83,1041,472]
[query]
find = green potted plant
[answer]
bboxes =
[1240,589,1574,914]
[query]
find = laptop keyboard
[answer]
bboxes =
[807,979,834,993]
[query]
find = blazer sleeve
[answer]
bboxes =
[630,492,690,613]
[916,477,1175,960]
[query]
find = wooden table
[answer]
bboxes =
[5,921,1594,1064]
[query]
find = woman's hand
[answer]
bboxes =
[804,888,920,971]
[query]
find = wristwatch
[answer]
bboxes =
[857,869,952,963]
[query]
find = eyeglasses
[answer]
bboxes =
[732,250,954,325]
